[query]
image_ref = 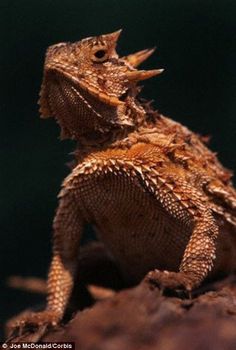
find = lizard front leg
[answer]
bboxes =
[147,209,218,291]
[9,188,84,333]
[142,171,219,291]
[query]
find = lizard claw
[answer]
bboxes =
[145,269,196,292]
[6,310,61,339]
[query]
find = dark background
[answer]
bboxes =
[1,0,236,333]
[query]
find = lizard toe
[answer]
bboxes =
[146,269,196,292]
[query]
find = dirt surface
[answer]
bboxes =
[6,243,236,350]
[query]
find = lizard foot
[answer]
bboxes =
[146,269,198,292]
[7,310,61,339]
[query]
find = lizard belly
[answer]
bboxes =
[78,171,192,282]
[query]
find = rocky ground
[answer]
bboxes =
[6,243,236,350]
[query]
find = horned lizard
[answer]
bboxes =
[10,30,236,331]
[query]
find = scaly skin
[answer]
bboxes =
[10,30,236,332]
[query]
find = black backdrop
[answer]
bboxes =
[1,0,236,330]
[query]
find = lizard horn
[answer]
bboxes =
[123,48,156,67]
[101,29,122,43]
[125,69,164,82]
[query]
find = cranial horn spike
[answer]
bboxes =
[102,29,122,43]
[125,69,164,82]
[123,48,156,67]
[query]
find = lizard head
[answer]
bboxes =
[39,30,163,140]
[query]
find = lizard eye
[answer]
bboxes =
[92,47,108,63]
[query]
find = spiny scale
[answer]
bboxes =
[123,48,156,67]
[125,69,164,82]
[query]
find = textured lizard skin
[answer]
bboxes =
[10,30,236,330]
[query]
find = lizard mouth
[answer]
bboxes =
[44,62,124,106]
